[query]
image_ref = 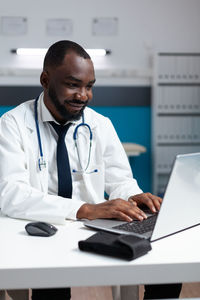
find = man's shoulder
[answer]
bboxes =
[84,107,110,123]
[1,99,34,121]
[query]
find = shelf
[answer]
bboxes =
[152,52,200,195]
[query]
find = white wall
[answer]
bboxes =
[0,0,200,85]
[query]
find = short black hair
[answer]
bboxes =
[43,40,91,70]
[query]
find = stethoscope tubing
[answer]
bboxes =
[34,96,95,173]
[34,96,43,159]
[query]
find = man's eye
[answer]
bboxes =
[66,83,77,88]
[86,85,93,90]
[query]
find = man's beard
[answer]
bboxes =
[48,86,88,122]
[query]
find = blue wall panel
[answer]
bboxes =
[0,106,15,116]
[92,106,152,192]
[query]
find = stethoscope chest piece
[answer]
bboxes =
[38,156,47,171]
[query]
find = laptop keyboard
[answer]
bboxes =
[113,214,158,234]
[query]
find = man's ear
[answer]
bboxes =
[40,71,49,89]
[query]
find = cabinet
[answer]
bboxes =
[152,53,200,195]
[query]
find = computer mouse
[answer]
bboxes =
[25,221,58,237]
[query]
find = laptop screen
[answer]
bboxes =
[151,152,200,241]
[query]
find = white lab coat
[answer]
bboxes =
[0,94,142,224]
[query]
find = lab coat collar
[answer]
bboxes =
[83,106,97,127]
[25,93,43,131]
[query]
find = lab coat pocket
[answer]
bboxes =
[71,164,105,204]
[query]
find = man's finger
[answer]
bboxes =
[142,196,157,213]
[128,199,137,206]
[148,193,162,211]
[126,205,147,220]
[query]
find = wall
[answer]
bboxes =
[0,0,200,192]
[1,0,200,79]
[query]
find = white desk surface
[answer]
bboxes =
[0,214,200,290]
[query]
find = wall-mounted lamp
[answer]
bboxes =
[11,48,111,57]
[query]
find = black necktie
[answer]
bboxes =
[49,122,72,198]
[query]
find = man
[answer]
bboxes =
[0,40,181,299]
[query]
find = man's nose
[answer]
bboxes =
[76,88,88,101]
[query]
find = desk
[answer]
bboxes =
[0,214,200,290]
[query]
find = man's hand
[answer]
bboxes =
[128,192,162,213]
[77,198,147,222]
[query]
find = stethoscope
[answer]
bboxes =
[34,96,97,174]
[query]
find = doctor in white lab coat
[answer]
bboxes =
[0,92,151,223]
[0,43,161,225]
[0,40,181,300]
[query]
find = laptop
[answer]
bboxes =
[84,152,200,242]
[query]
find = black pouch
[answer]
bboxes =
[78,231,151,260]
